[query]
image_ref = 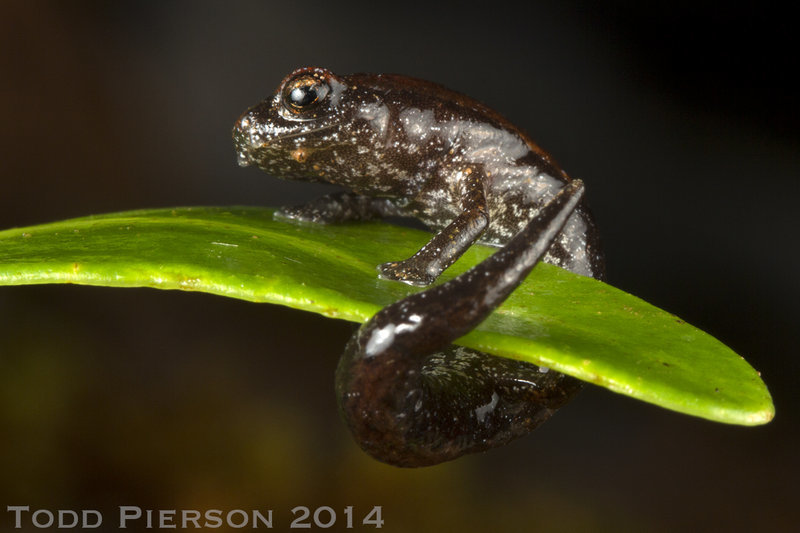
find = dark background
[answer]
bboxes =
[1,2,797,531]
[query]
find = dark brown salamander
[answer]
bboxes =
[233,67,605,466]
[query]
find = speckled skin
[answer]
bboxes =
[233,67,605,467]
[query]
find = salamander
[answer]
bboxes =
[233,67,605,466]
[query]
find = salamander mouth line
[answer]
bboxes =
[236,123,340,166]
[236,124,339,154]
[269,123,338,143]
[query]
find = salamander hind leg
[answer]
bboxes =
[378,166,489,286]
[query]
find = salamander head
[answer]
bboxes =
[232,67,350,179]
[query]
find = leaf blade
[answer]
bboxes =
[0,207,773,425]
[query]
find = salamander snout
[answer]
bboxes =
[232,110,261,167]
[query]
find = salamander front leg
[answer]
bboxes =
[276,191,404,224]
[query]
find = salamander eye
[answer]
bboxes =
[282,75,330,113]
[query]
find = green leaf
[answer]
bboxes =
[0,207,773,425]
